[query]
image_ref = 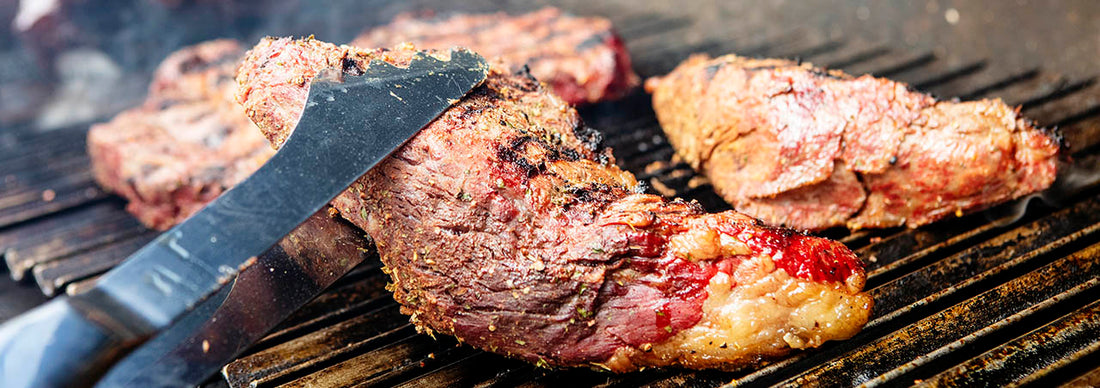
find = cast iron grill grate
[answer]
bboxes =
[1,10,1099,388]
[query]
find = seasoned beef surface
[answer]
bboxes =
[351,7,638,105]
[87,39,274,230]
[646,54,1061,231]
[237,37,872,372]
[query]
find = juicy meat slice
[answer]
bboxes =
[87,39,274,230]
[351,7,638,105]
[236,37,872,372]
[645,54,1061,231]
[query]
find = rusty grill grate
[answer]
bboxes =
[2,8,1100,388]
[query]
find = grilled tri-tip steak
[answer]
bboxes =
[87,39,274,230]
[351,7,638,105]
[236,37,872,372]
[645,54,1062,231]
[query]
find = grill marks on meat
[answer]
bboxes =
[236,37,871,372]
[646,54,1061,231]
[350,7,638,105]
[88,39,274,230]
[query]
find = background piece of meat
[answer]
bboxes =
[236,37,871,372]
[646,54,1061,231]
[351,7,638,105]
[87,39,274,230]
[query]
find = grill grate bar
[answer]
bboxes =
[865,277,1100,387]
[1064,369,1100,388]
[0,127,89,163]
[251,271,391,351]
[918,299,1100,387]
[392,351,517,388]
[279,334,459,388]
[0,169,97,209]
[31,231,156,296]
[2,200,146,278]
[64,274,100,296]
[223,305,412,388]
[0,201,124,252]
[0,158,96,201]
[861,212,1009,286]
[0,149,90,189]
[0,176,107,229]
[355,338,477,388]
[867,199,1100,329]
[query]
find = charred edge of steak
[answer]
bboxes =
[496,136,546,178]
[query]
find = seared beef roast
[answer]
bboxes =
[351,7,638,105]
[87,39,274,230]
[236,37,872,372]
[645,54,1061,231]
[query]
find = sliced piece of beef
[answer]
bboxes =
[236,37,872,372]
[645,54,1061,231]
[87,39,274,230]
[351,7,638,105]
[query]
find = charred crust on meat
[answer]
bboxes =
[1035,121,1068,151]
[496,137,543,178]
[562,182,619,205]
[341,57,366,76]
[513,64,539,84]
[571,122,606,154]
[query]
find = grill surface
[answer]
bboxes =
[2,1,1100,387]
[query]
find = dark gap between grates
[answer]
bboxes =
[1017,78,1097,110]
[911,60,989,91]
[824,46,892,69]
[772,39,847,61]
[957,68,1041,100]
